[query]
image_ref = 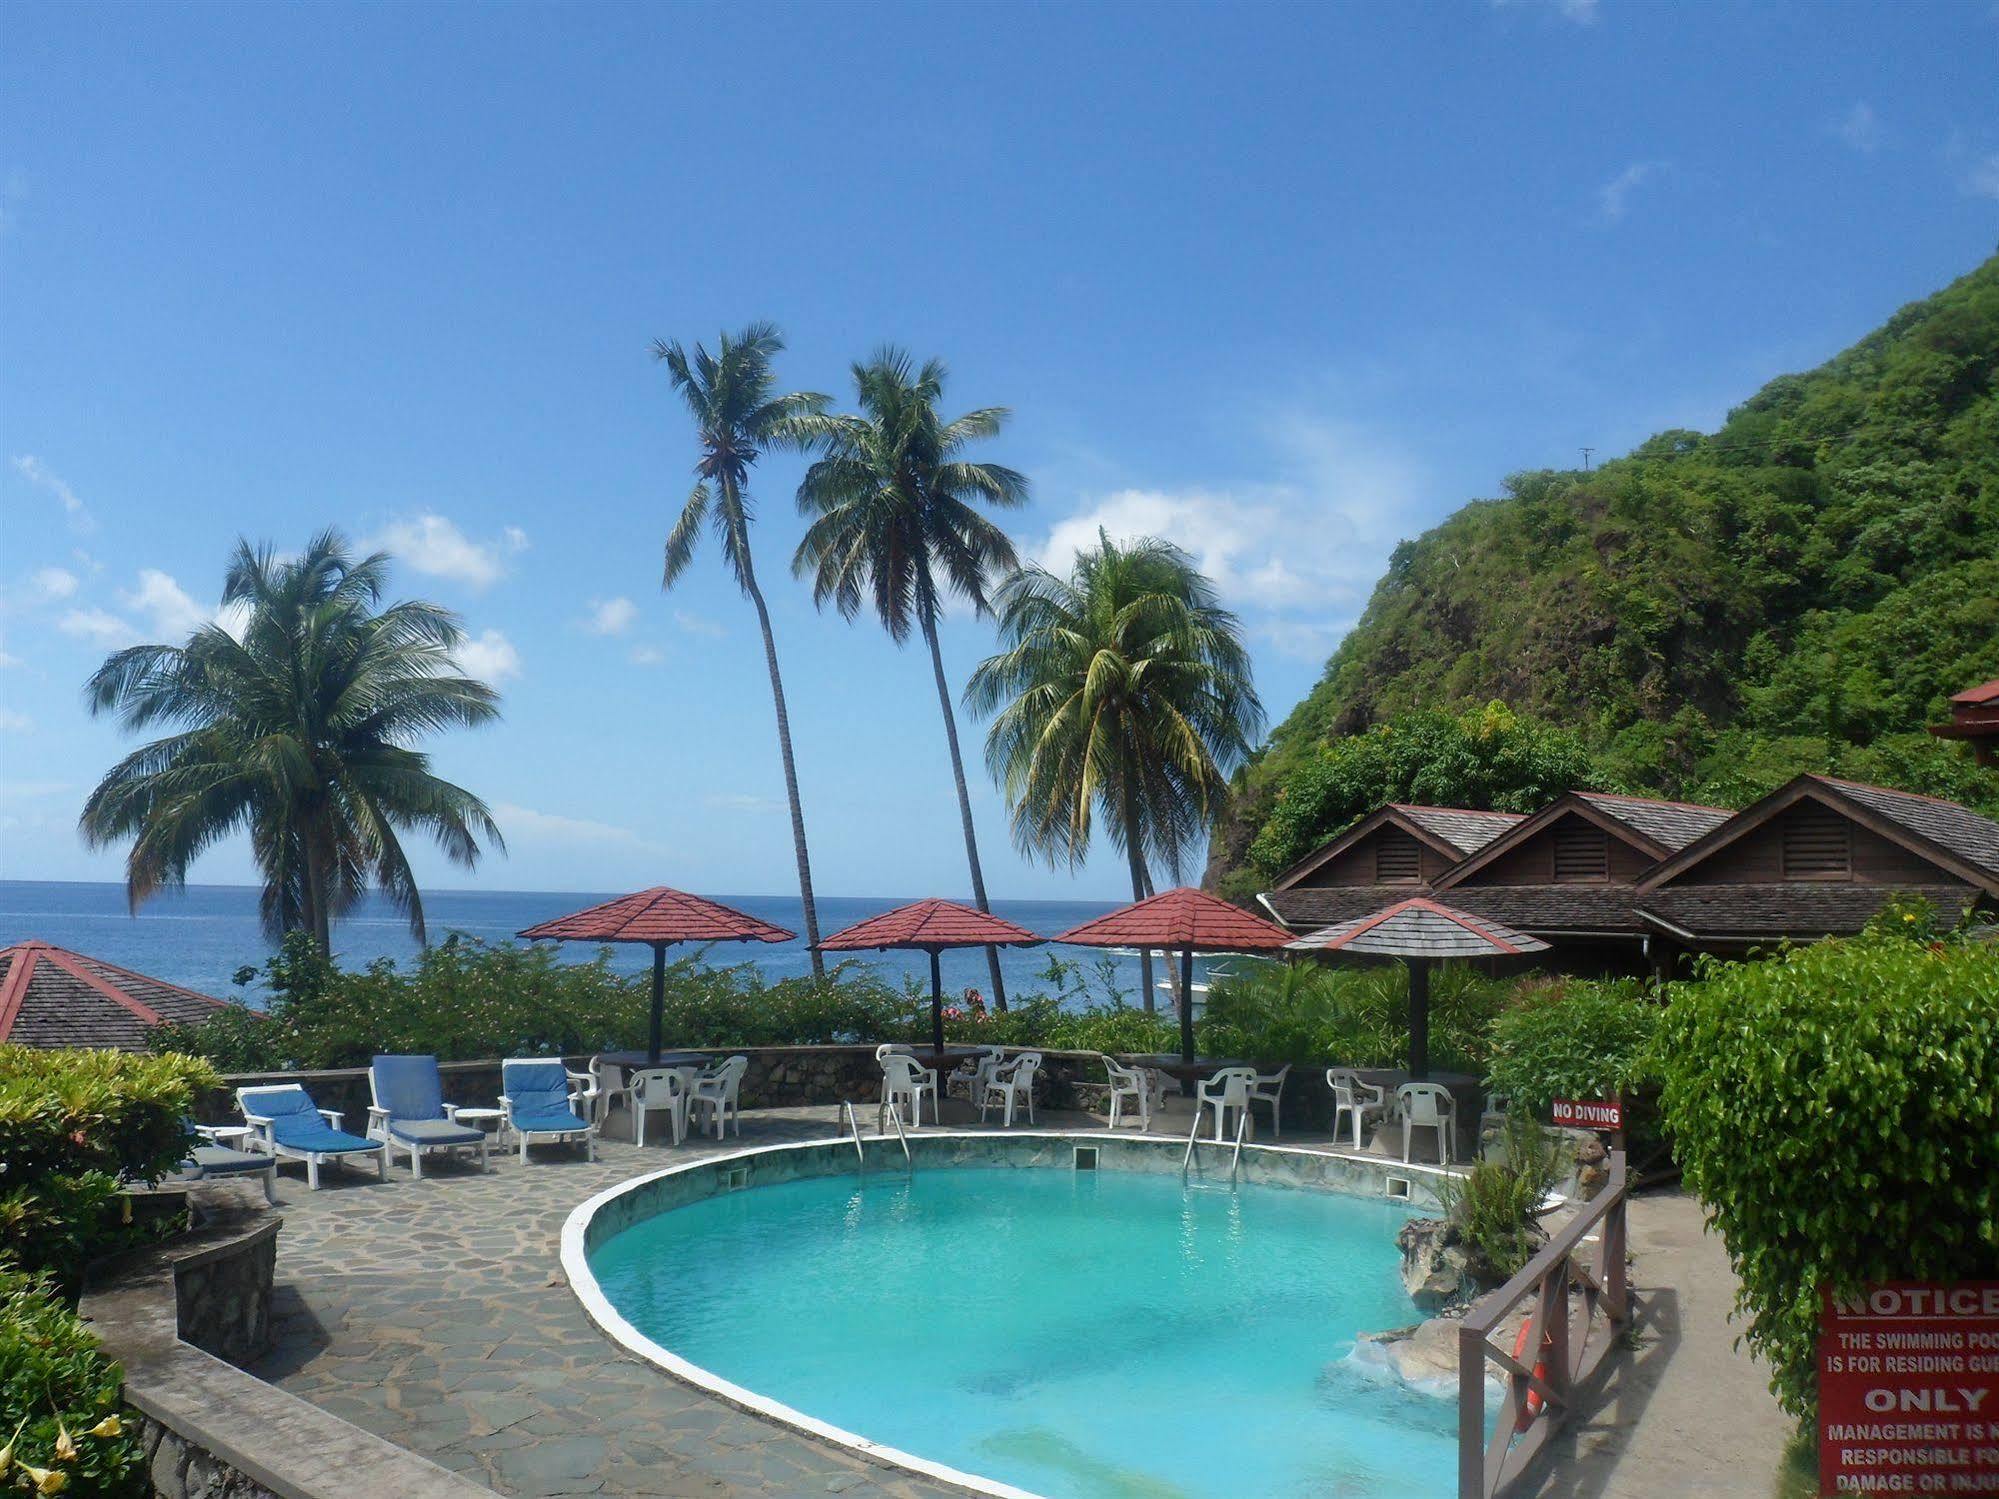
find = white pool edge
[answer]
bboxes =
[559,1129,1456,1499]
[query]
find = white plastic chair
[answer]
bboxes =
[948,1046,1005,1104]
[1100,1055,1151,1131]
[978,1052,1041,1127]
[584,1056,627,1127]
[1327,1069,1387,1150]
[1396,1082,1458,1164]
[689,1055,748,1140]
[1196,1066,1257,1142]
[629,1067,689,1147]
[1248,1064,1292,1140]
[879,1052,936,1130]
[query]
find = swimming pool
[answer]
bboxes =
[581,1160,1458,1499]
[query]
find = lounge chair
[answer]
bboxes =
[498,1057,597,1163]
[368,1054,490,1179]
[175,1121,279,1204]
[236,1085,387,1190]
[688,1055,748,1140]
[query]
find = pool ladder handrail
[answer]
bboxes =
[842,1101,867,1166]
[884,1097,913,1166]
[1180,1105,1251,1183]
[840,1099,913,1170]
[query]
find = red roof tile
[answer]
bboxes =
[816,899,1042,951]
[517,888,794,945]
[1054,887,1295,952]
[1950,678,1999,706]
[1285,897,1550,959]
[0,939,232,1051]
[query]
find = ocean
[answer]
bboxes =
[0,880,1207,1007]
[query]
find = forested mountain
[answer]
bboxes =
[1211,252,1999,895]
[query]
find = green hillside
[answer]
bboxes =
[1213,252,1999,893]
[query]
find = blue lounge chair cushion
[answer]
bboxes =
[511,1108,590,1135]
[372,1054,453,1123]
[386,1118,485,1147]
[251,1087,379,1153]
[187,1145,274,1176]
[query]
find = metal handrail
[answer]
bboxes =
[1228,1108,1249,1181]
[1457,1150,1632,1499]
[841,1101,866,1167]
[885,1099,912,1166]
[1181,1105,1205,1174]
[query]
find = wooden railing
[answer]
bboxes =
[1458,1150,1632,1499]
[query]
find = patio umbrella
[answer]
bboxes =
[1285,896,1548,1079]
[1054,888,1295,1076]
[518,888,795,1065]
[815,899,1042,1051]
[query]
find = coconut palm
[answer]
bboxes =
[654,322,830,975]
[793,349,1028,1007]
[964,532,1264,1011]
[79,531,504,952]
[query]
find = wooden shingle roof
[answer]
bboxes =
[1573,792,1733,852]
[1637,882,1979,941]
[0,940,231,1052]
[1269,804,1524,892]
[1287,897,1551,959]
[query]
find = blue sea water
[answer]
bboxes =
[0,879,1208,1006]
[589,1165,1458,1499]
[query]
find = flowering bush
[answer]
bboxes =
[0,1270,145,1496]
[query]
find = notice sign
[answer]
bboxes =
[1820,1282,1999,1495]
[1549,1096,1622,1130]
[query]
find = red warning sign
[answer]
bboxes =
[1819,1282,1999,1495]
[1549,1096,1622,1130]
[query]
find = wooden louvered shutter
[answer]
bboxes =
[1781,805,1851,879]
[1552,822,1609,881]
[1374,830,1422,883]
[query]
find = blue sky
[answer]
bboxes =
[2,0,1996,901]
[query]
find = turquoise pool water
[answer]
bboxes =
[588,1165,1458,1498]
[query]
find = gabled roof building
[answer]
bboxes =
[1257,804,1524,931]
[0,940,232,1051]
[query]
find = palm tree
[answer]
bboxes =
[654,322,830,976]
[964,532,1264,1012]
[80,531,504,953]
[793,349,1028,1008]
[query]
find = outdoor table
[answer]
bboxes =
[600,1049,712,1071]
[1116,1053,1252,1097]
[453,1105,509,1144]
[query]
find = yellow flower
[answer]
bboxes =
[51,1424,75,1463]
[1903,913,1916,922]
[0,1418,18,1478]
[86,1416,122,1440]
[20,1463,68,1495]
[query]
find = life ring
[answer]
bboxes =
[1511,1321,1550,1430]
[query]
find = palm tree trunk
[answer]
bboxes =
[919,609,1007,1011]
[735,540,825,979]
[302,819,332,957]
[1119,781,1156,1013]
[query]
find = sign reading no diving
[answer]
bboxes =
[1820,1282,1999,1494]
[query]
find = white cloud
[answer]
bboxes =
[57,607,139,646]
[584,596,638,636]
[703,793,782,815]
[10,455,96,533]
[30,567,77,601]
[673,609,726,640]
[629,644,666,666]
[1491,0,1598,22]
[503,526,530,553]
[454,628,521,683]
[0,708,33,733]
[1833,102,1882,154]
[1598,161,1664,222]
[1963,153,1999,201]
[372,514,511,589]
[0,648,18,668]
[1027,412,1421,672]
[492,802,658,850]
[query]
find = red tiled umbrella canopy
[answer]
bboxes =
[518,888,794,1064]
[1286,897,1550,1079]
[817,900,1042,1051]
[1055,888,1295,1073]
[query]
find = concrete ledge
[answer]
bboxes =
[83,1216,491,1499]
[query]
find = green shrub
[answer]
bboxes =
[1442,1112,1564,1286]
[1654,933,1999,1421]
[0,1269,146,1497]
[1483,978,1660,1118]
[1198,958,1516,1072]
[0,1047,220,1289]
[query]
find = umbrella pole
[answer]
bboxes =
[1408,956,1430,1081]
[649,943,666,1067]
[1178,944,1197,1095]
[930,949,945,1053]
